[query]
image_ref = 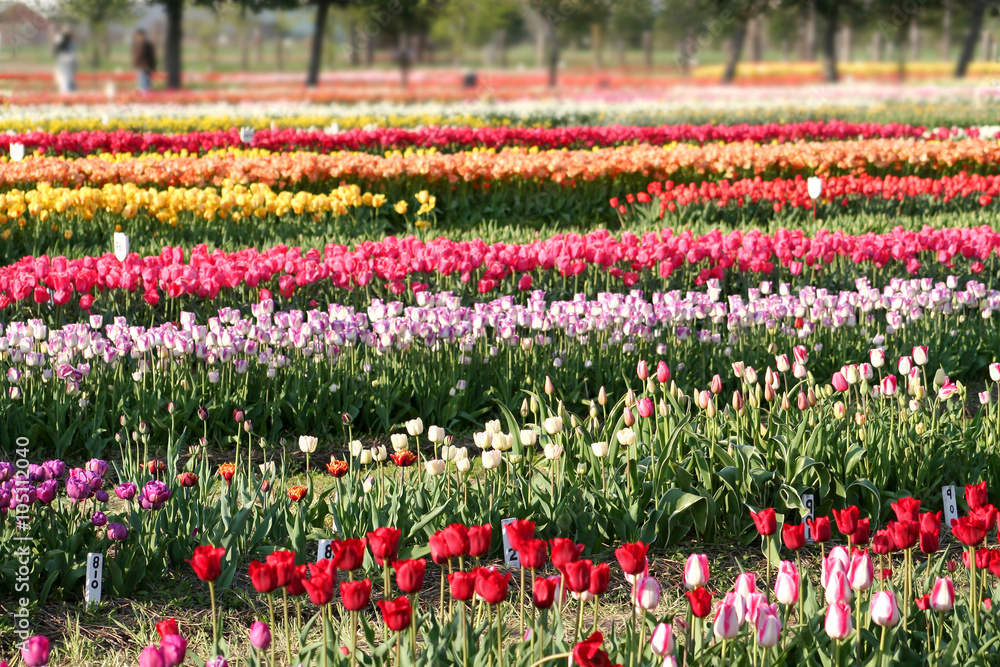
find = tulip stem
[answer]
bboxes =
[268,592,277,667]
[796,550,803,626]
[350,611,358,667]
[520,564,526,638]
[933,612,944,662]
[208,581,218,653]
[460,601,469,667]
[878,624,887,667]
[970,547,979,633]
[322,605,329,667]
[282,588,291,667]
[496,606,504,667]
[637,609,647,662]
[592,596,599,631]
[526,652,571,667]
[440,567,446,623]
[576,597,585,640]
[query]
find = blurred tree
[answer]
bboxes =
[525,0,574,86]
[956,0,992,76]
[305,0,353,86]
[430,0,523,66]
[62,0,133,70]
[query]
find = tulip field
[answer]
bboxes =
[4,95,1000,667]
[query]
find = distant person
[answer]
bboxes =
[132,30,156,93]
[53,30,77,94]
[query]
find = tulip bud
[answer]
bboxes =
[623,407,635,427]
[710,374,723,394]
[521,398,530,418]
[633,576,661,610]
[684,554,709,589]
[930,577,954,612]
[650,622,674,656]
[744,367,758,385]
[658,398,668,417]
[597,386,607,406]
[657,361,670,384]
[775,354,790,373]
[637,360,649,380]
[544,376,554,395]
[870,590,901,627]
[543,416,563,435]
[833,402,847,419]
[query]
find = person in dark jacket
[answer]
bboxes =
[132,29,156,92]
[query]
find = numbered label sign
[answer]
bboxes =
[802,493,815,543]
[113,232,130,261]
[318,539,334,563]
[500,518,520,569]
[942,485,959,530]
[85,552,104,605]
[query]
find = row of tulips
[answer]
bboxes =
[0,182,429,228]
[16,138,1000,192]
[2,225,998,310]
[10,491,1000,667]
[0,121,951,158]
[612,171,1000,217]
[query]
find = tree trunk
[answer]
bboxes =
[165,0,183,89]
[276,33,283,71]
[748,16,763,62]
[547,19,559,87]
[348,21,360,66]
[590,23,603,69]
[820,1,838,82]
[840,25,851,63]
[873,31,884,62]
[399,33,411,87]
[306,0,330,87]
[956,0,988,77]
[642,30,652,68]
[497,29,507,68]
[91,20,101,71]
[720,18,747,83]
[909,21,920,62]
[240,25,249,71]
[616,38,625,67]
[255,27,262,64]
[941,0,952,60]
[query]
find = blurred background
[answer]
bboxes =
[2,0,1000,103]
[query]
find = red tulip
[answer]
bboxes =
[963,548,991,569]
[888,521,919,550]
[533,576,557,609]
[549,538,585,569]
[265,550,297,588]
[340,579,372,611]
[518,538,548,570]
[377,597,412,632]
[952,517,988,546]
[572,632,614,667]
[969,505,998,530]
[807,516,831,543]
[915,594,931,610]
[187,545,226,582]
[562,559,593,594]
[428,532,452,565]
[782,523,805,551]
[833,506,859,536]
[890,497,921,523]
[919,512,942,535]
[393,558,426,594]
[588,563,611,596]
[870,530,894,555]
[614,541,648,576]
[750,508,777,536]
[334,538,366,571]
[468,524,492,557]
[919,530,940,554]
[966,482,989,510]
[155,618,179,639]
[851,518,871,546]
[448,571,477,601]
[504,519,535,553]
[474,567,511,605]
[441,523,470,557]
[248,560,279,594]
[286,564,308,597]
[302,568,335,606]
[367,527,401,566]
[686,586,713,618]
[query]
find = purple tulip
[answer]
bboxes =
[140,480,171,510]
[85,459,109,477]
[42,460,65,479]
[65,477,91,502]
[27,464,50,483]
[115,482,137,500]
[205,657,228,667]
[91,511,108,527]
[35,480,58,505]
[95,489,109,503]
[0,461,13,482]
[13,479,37,505]
[107,523,128,541]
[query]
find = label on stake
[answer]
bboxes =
[500,517,520,569]
[942,485,960,529]
[802,493,815,543]
[85,552,104,605]
[318,539,334,562]
[113,232,130,262]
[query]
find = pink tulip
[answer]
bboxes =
[722,591,747,627]
[930,577,955,612]
[650,622,674,656]
[712,597,741,640]
[637,397,654,418]
[637,360,649,380]
[734,572,757,601]
[746,592,770,626]
[774,560,799,605]
[825,570,852,605]
[848,550,874,591]
[880,375,898,397]
[832,372,849,393]
[825,601,853,640]
[138,646,165,667]
[20,636,50,667]
[684,554,709,590]
[633,575,661,611]
[160,635,187,667]
[822,546,850,587]
[870,590,901,627]
[710,374,723,394]
[656,361,670,384]
[756,611,782,648]
[938,382,959,401]
[990,363,1000,383]
[793,345,809,365]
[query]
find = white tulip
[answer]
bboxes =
[591,441,609,457]
[482,450,502,469]
[456,458,471,473]
[427,425,446,443]
[485,419,502,434]
[543,416,563,434]
[520,429,538,447]
[424,459,446,476]
[390,433,409,452]
[348,439,363,457]
[405,418,424,437]
[298,435,318,453]
[9,142,25,161]
[473,431,493,449]
[616,428,636,446]
[371,445,388,462]
[544,443,563,460]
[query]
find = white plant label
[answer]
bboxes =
[942,485,959,530]
[500,517,520,569]
[802,493,815,543]
[113,232,129,261]
[318,539,334,562]
[85,552,104,605]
